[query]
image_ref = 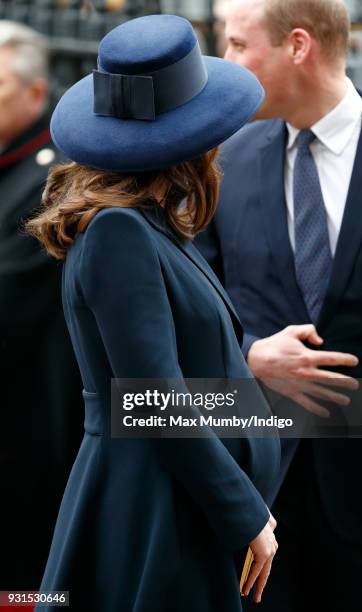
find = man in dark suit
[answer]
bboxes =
[196,0,362,610]
[0,21,82,589]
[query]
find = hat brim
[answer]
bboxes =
[50,56,263,172]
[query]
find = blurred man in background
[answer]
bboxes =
[196,0,362,610]
[213,0,232,56]
[0,21,82,589]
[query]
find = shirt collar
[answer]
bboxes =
[286,78,362,154]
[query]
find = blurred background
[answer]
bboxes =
[0,0,361,107]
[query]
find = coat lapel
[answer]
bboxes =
[319,124,362,328]
[140,207,244,342]
[257,121,309,322]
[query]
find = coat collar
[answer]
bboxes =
[140,206,244,344]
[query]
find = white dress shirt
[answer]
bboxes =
[285,78,362,256]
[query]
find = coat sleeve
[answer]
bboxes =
[79,208,270,553]
[242,333,262,358]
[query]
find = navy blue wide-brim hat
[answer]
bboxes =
[51,14,264,172]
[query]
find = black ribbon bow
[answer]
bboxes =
[93,70,156,121]
[93,42,208,122]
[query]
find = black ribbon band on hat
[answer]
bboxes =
[93,42,208,121]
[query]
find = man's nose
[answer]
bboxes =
[224,45,235,62]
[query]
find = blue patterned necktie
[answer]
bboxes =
[293,129,332,323]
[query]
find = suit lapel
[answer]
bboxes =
[140,207,244,342]
[258,121,310,322]
[319,125,362,328]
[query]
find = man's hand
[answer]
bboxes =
[247,325,359,416]
[242,514,278,603]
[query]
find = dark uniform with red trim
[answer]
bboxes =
[0,116,83,589]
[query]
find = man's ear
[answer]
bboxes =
[28,78,48,105]
[286,28,312,65]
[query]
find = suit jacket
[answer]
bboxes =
[195,118,362,545]
[38,207,280,612]
[0,117,83,589]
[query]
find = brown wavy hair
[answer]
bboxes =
[26,147,221,260]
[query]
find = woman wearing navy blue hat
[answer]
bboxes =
[28,14,280,612]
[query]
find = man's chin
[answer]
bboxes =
[249,103,278,122]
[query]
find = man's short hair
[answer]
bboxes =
[262,0,350,61]
[0,20,48,83]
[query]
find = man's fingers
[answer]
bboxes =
[302,382,351,406]
[254,558,273,603]
[307,350,358,368]
[307,370,359,389]
[289,324,323,344]
[294,393,330,418]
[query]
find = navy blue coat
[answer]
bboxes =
[37,206,280,612]
[195,118,362,545]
